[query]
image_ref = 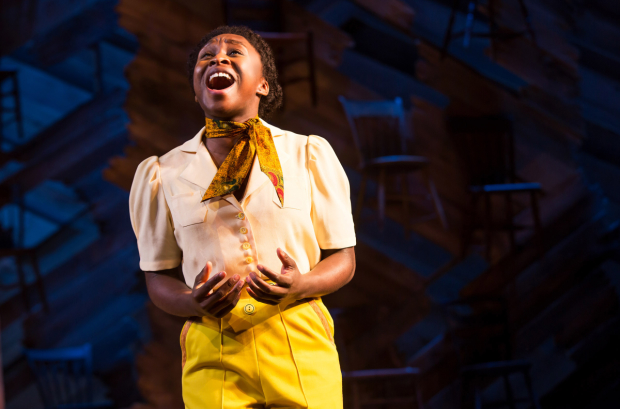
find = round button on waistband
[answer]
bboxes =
[237,212,246,220]
[245,256,253,264]
[240,227,248,234]
[243,303,255,315]
[242,242,251,250]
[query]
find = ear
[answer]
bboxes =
[257,77,269,97]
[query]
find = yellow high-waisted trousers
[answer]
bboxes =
[180,290,343,408]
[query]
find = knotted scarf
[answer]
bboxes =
[201,115,284,205]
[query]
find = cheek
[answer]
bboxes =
[193,65,205,87]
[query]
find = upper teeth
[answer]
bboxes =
[209,72,232,82]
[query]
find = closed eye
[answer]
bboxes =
[200,50,242,59]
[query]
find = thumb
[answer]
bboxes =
[194,261,212,289]
[277,248,296,271]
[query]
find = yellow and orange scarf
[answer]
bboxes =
[201,115,284,205]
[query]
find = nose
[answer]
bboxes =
[209,53,230,66]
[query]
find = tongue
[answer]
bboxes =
[210,76,234,90]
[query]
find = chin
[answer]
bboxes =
[204,101,239,119]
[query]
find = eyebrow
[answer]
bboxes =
[205,38,248,49]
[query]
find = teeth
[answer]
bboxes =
[209,72,233,82]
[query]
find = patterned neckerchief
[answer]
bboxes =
[201,115,284,205]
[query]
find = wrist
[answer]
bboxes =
[181,290,201,317]
[293,273,311,300]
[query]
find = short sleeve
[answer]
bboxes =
[129,156,182,271]
[307,134,356,249]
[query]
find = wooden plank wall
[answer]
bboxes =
[106,0,620,406]
[108,1,436,404]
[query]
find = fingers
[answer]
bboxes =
[207,274,241,303]
[209,280,244,317]
[246,286,280,305]
[257,264,292,287]
[245,272,286,304]
[276,248,297,271]
[194,270,226,299]
[194,261,212,288]
[249,272,286,295]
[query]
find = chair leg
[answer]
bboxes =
[13,73,25,140]
[16,255,31,311]
[531,192,542,234]
[441,0,460,58]
[378,168,386,231]
[502,373,517,409]
[530,191,542,257]
[413,375,424,409]
[488,0,497,60]
[460,193,478,260]
[463,0,479,48]
[516,0,536,43]
[505,192,515,252]
[474,380,483,409]
[401,172,410,237]
[523,369,541,409]
[484,192,492,261]
[354,171,368,227]
[424,169,448,229]
[351,380,361,409]
[31,252,49,312]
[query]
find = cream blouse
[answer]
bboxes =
[128,118,356,288]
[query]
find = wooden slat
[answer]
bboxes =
[21,0,118,66]
[352,0,415,32]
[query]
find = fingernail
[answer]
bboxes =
[233,274,239,282]
[245,277,251,283]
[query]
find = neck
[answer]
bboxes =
[205,111,258,123]
[205,136,240,168]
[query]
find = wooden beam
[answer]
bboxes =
[19,0,118,66]
[0,318,4,409]
[352,0,415,32]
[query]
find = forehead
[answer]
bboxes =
[203,34,254,52]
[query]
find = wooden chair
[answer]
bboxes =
[331,309,425,409]
[0,184,48,312]
[447,115,542,261]
[223,0,318,107]
[25,344,113,409]
[339,96,448,233]
[0,71,25,143]
[441,0,536,59]
[343,367,425,409]
[441,296,541,409]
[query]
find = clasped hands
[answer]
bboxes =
[189,248,306,318]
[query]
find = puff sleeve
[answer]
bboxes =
[129,156,182,271]
[307,134,357,249]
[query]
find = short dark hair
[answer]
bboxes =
[187,25,283,119]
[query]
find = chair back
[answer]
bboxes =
[446,116,516,187]
[441,296,513,367]
[338,96,412,168]
[25,344,95,409]
[224,0,285,32]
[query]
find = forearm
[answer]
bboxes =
[297,247,356,299]
[145,267,197,317]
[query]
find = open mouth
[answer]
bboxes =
[207,72,235,90]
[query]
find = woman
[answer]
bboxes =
[129,25,356,408]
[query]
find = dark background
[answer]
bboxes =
[1,0,619,408]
